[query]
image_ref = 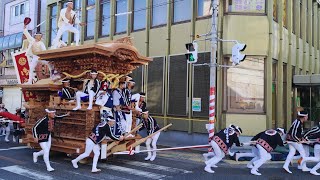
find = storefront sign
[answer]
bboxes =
[192,98,202,112]
[6,79,18,85]
[0,79,18,86]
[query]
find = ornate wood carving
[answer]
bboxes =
[21,39,151,155]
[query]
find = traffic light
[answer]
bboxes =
[185,42,198,63]
[231,43,246,65]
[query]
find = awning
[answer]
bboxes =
[293,75,320,86]
[0,32,24,51]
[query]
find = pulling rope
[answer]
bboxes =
[113,144,211,155]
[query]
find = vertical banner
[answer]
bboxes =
[11,50,36,101]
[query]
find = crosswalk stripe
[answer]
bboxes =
[1,165,54,180]
[0,146,29,151]
[120,160,192,174]
[99,164,168,180]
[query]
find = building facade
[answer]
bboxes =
[0,0,47,113]
[42,0,320,136]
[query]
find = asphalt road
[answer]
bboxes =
[0,135,320,180]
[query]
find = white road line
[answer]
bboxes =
[69,171,129,180]
[0,146,29,151]
[120,160,192,174]
[99,164,168,180]
[1,165,54,180]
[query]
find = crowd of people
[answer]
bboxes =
[204,110,320,176]
[0,104,26,143]
[32,71,161,172]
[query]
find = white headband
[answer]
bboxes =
[45,109,56,113]
[297,111,308,117]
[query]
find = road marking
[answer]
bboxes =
[0,155,25,164]
[0,146,29,151]
[120,160,192,174]
[69,171,129,180]
[99,164,168,180]
[1,165,54,180]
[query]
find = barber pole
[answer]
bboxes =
[206,87,216,152]
[207,0,219,153]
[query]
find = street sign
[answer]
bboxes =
[192,98,201,112]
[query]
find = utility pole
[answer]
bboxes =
[206,0,219,148]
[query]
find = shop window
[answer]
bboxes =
[226,0,266,14]
[72,0,83,42]
[223,57,265,113]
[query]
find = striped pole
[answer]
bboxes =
[207,0,219,153]
[207,87,215,152]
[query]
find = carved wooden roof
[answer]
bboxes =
[35,37,152,75]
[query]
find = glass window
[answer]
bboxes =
[133,0,146,31]
[292,0,296,34]
[147,57,165,115]
[49,4,58,46]
[115,0,128,34]
[8,34,17,49]
[283,0,287,28]
[15,5,19,16]
[193,52,210,117]
[168,55,188,116]
[20,3,25,15]
[100,0,111,37]
[85,0,96,39]
[61,1,68,43]
[197,0,212,17]
[152,0,167,27]
[299,0,302,38]
[2,36,10,50]
[223,57,265,113]
[73,0,82,42]
[130,67,142,94]
[11,1,29,25]
[273,0,278,21]
[173,0,191,23]
[0,37,3,50]
[226,0,266,14]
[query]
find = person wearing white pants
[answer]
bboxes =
[123,79,135,133]
[4,122,10,142]
[32,108,70,172]
[300,123,320,175]
[72,116,123,173]
[73,70,100,110]
[51,1,85,49]
[140,109,161,161]
[22,26,51,84]
[0,104,8,136]
[204,125,243,173]
[112,81,127,135]
[283,111,310,174]
[249,128,285,175]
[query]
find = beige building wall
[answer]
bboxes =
[45,0,320,136]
